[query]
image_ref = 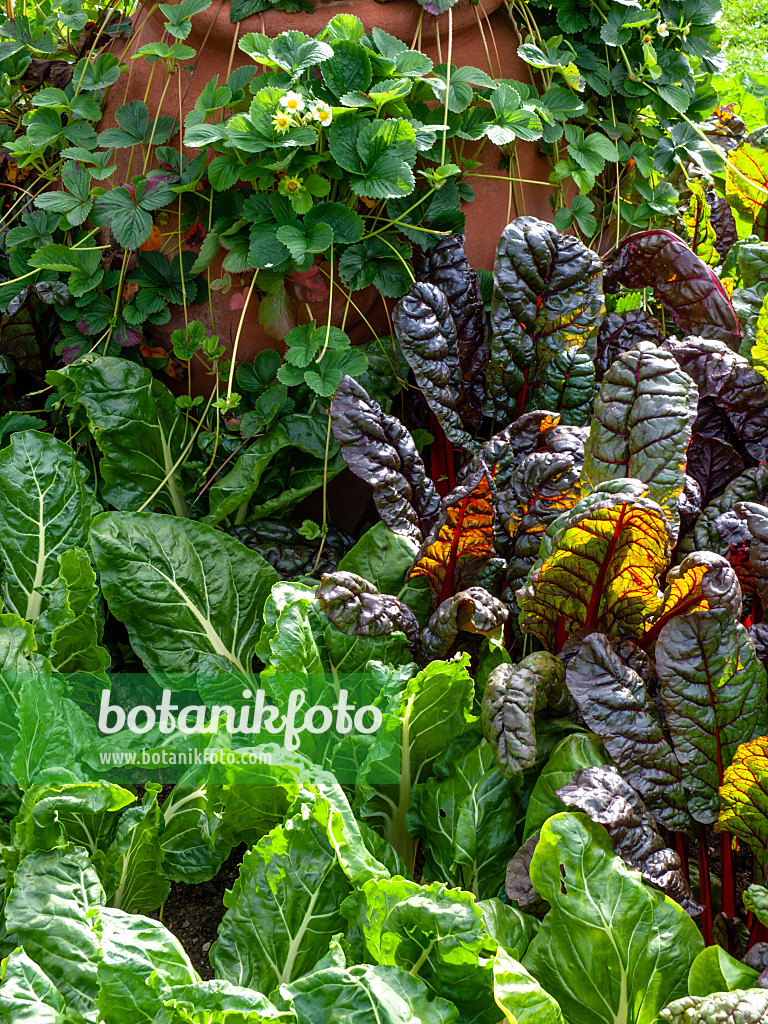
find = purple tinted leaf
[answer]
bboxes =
[330,375,440,543]
[418,586,507,664]
[603,230,741,349]
[565,632,691,831]
[317,570,419,645]
[417,234,488,431]
[557,765,701,915]
[686,434,745,508]
[595,309,665,382]
[656,608,768,824]
[664,335,768,462]
[392,282,476,451]
[706,190,739,263]
[505,833,546,913]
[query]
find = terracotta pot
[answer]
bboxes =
[100,0,554,372]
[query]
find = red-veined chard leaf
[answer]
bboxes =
[392,281,477,451]
[518,482,670,651]
[482,652,569,779]
[417,233,488,431]
[682,181,720,267]
[486,216,604,421]
[419,586,508,664]
[717,735,768,869]
[686,433,745,509]
[565,632,691,830]
[409,464,495,606]
[556,766,701,914]
[330,375,440,544]
[526,345,595,427]
[581,342,698,533]
[603,230,741,348]
[656,607,768,825]
[316,570,420,646]
[664,335,768,462]
[595,309,665,382]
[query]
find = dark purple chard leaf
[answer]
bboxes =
[230,520,353,579]
[678,474,702,534]
[737,502,768,607]
[392,281,476,451]
[748,623,768,673]
[693,397,742,450]
[664,335,768,463]
[685,467,768,564]
[581,342,698,533]
[595,309,665,382]
[658,991,768,1023]
[505,833,547,914]
[317,571,420,645]
[603,230,742,349]
[416,234,488,431]
[528,345,595,427]
[656,608,768,825]
[330,375,440,544]
[418,586,507,664]
[486,216,604,421]
[565,632,691,831]
[686,434,745,509]
[706,190,739,263]
[469,411,563,490]
[482,651,570,779]
[557,766,701,915]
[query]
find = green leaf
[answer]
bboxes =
[493,947,566,1024]
[35,161,93,227]
[91,186,153,249]
[283,962,459,1024]
[522,813,704,1024]
[72,53,122,91]
[321,39,372,98]
[305,201,364,244]
[104,785,170,914]
[90,511,279,686]
[269,32,333,77]
[0,431,97,621]
[35,546,111,677]
[48,356,189,516]
[0,948,67,1023]
[5,847,103,1018]
[687,944,759,997]
[210,811,352,991]
[158,0,211,39]
[409,740,520,899]
[357,655,475,868]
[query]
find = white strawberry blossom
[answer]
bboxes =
[280,90,305,113]
[311,101,333,127]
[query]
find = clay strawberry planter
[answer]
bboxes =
[101,0,554,376]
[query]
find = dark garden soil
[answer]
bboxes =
[152,844,247,979]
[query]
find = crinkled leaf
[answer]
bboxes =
[656,608,768,825]
[316,570,419,644]
[686,433,745,509]
[524,733,608,843]
[393,282,476,451]
[557,765,700,914]
[565,632,690,830]
[331,376,440,544]
[595,309,665,382]
[482,652,567,778]
[529,344,595,426]
[658,990,768,1023]
[664,335,768,462]
[683,181,720,267]
[603,231,741,348]
[518,483,669,652]
[417,234,488,431]
[486,217,604,420]
[581,343,698,533]
[717,735,768,867]
[419,586,507,664]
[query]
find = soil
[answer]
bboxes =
[152,843,247,979]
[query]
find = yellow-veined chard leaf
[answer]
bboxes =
[410,465,495,606]
[657,608,768,825]
[726,142,768,236]
[750,288,768,386]
[518,481,669,651]
[581,342,698,534]
[683,181,719,267]
[717,735,768,868]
